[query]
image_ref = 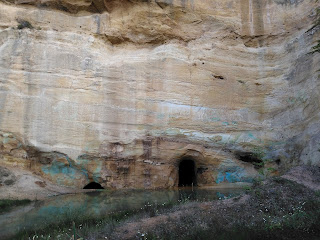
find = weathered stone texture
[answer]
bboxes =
[0,0,319,189]
[0,166,16,186]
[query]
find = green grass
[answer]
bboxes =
[243,185,252,192]
[0,199,31,213]
[13,210,130,240]
[12,199,179,240]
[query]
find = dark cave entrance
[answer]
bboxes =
[178,158,196,187]
[83,182,104,189]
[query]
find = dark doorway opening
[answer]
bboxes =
[179,159,196,187]
[83,182,104,189]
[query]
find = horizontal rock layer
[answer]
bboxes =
[0,0,319,189]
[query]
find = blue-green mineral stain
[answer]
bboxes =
[211,117,221,122]
[42,161,77,179]
[247,132,257,140]
[3,137,10,144]
[41,153,90,184]
[216,167,253,184]
[216,172,225,183]
[157,113,165,119]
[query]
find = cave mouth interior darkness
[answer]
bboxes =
[179,158,196,187]
[83,182,104,189]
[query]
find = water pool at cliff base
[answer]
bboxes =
[0,188,244,239]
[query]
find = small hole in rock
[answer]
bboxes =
[234,151,263,168]
[275,159,281,165]
[214,75,225,80]
[83,182,104,189]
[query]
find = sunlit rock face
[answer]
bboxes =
[0,0,319,189]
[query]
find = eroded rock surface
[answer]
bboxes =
[0,0,319,189]
[0,166,16,186]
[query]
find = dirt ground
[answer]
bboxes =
[282,165,320,191]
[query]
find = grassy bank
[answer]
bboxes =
[133,178,320,240]
[0,199,31,214]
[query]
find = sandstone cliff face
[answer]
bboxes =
[0,0,319,189]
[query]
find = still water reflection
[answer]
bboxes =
[0,188,244,239]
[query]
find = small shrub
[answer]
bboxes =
[254,189,262,198]
[273,177,287,184]
[267,167,276,172]
[17,19,33,29]
[243,185,252,192]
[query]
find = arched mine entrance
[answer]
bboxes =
[83,182,104,189]
[178,158,196,187]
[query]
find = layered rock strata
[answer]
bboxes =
[0,0,319,189]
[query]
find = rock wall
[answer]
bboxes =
[0,0,319,189]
